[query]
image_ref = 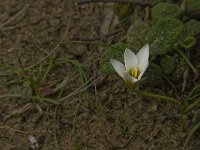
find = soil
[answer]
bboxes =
[0,0,200,150]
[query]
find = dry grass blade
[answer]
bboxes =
[0,126,27,134]
[58,75,96,103]
[0,5,29,29]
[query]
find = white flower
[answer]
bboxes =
[110,44,149,85]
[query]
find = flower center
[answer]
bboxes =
[128,68,140,79]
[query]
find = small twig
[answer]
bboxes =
[0,94,59,105]
[93,68,98,102]
[4,103,33,120]
[0,5,29,29]
[0,126,27,134]
[58,75,97,102]
[75,0,154,7]
[1,23,28,31]
[53,106,60,150]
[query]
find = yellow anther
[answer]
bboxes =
[129,69,140,79]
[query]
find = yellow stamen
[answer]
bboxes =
[129,68,140,79]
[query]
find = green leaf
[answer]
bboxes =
[100,43,136,74]
[151,2,181,23]
[186,0,200,13]
[147,18,184,59]
[180,36,197,49]
[160,55,176,74]
[126,19,150,49]
[146,63,163,86]
[183,19,200,38]
[53,77,69,93]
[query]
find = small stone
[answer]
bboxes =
[68,45,87,56]
[28,135,39,149]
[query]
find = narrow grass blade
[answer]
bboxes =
[184,121,200,150]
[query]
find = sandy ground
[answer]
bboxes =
[0,0,200,149]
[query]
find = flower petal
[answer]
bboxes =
[137,44,149,66]
[124,48,138,71]
[138,61,149,80]
[127,74,138,83]
[110,59,126,80]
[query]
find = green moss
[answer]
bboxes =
[151,2,180,23]
[160,55,176,74]
[147,18,184,59]
[113,4,135,21]
[186,0,200,13]
[100,43,136,74]
[126,19,150,49]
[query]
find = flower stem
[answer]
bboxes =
[136,90,181,104]
[175,47,196,74]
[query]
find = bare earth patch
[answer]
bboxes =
[0,0,200,149]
